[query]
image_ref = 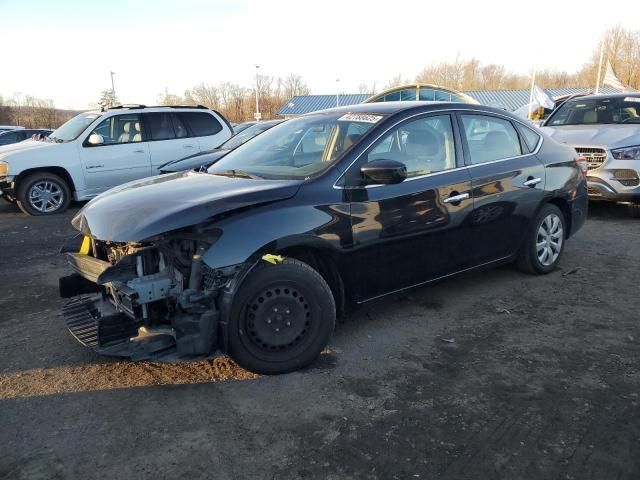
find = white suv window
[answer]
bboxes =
[90,114,143,145]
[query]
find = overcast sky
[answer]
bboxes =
[1,0,639,110]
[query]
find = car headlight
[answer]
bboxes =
[0,161,8,177]
[611,145,640,160]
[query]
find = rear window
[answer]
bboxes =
[180,112,222,137]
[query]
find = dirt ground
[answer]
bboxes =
[0,198,639,480]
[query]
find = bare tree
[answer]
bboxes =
[157,88,185,106]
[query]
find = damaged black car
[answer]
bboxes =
[59,102,587,374]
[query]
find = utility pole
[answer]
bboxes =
[336,78,340,107]
[110,71,116,107]
[254,65,261,121]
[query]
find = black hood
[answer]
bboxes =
[72,171,303,242]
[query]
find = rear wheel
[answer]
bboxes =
[227,258,335,374]
[516,203,566,274]
[16,172,71,216]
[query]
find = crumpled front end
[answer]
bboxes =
[59,232,244,361]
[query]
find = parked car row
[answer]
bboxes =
[0,105,232,214]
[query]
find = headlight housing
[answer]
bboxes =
[611,145,640,160]
[0,161,8,177]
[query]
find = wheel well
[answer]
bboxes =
[548,197,572,237]
[15,167,76,195]
[277,246,346,316]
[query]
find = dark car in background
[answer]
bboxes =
[232,121,257,135]
[159,119,284,173]
[0,128,52,146]
[59,102,587,375]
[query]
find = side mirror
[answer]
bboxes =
[360,159,407,185]
[87,133,104,146]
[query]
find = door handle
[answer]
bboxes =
[183,145,195,149]
[86,165,104,169]
[443,192,470,204]
[523,177,542,187]
[133,149,145,153]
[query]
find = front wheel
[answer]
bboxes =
[227,258,336,375]
[16,172,71,216]
[516,204,566,274]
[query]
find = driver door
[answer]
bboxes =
[344,114,475,302]
[80,114,152,195]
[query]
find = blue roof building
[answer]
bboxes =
[277,86,633,117]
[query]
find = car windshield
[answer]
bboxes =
[221,122,277,150]
[547,96,640,126]
[208,112,384,180]
[49,112,101,142]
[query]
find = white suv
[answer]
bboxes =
[0,105,232,215]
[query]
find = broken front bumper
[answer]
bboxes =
[59,243,222,361]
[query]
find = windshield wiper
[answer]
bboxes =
[211,169,262,179]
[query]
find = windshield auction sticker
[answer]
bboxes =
[338,113,383,123]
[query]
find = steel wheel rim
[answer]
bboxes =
[244,285,312,354]
[29,181,64,213]
[536,213,563,266]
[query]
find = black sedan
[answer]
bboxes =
[158,119,284,173]
[59,102,588,374]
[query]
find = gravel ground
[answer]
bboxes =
[1,199,639,480]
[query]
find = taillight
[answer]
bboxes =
[575,155,588,177]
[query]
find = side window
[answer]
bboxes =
[460,114,522,164]
[90,114,143,144]
[367,115,456,177]
[517,125,541,152]
[171,114,189,138]
[180,112,222,137]
[146,112,176,141]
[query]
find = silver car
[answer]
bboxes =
[541,93,640,213]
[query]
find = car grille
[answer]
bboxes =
[574,147,607,170]
[587,186,603,196]
[611,169,640,187]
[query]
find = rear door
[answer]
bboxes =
[80,113,152,194]
[457,112,545,263]
[179,111,229,150]
[144,112,198,174]
[345,113,474,301]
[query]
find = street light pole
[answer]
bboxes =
[110,71,116,107]
[254,65,261,121]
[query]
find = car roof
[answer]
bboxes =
[563,92,640,101]
[306,100,516,118]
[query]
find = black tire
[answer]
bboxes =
[15,172,71,216]
[227,258,335,374]
[516,203,566,275]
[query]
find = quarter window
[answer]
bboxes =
[460,114,522,164]
[89,114,143,144]
[367,115,457,177]
[180,112,222,137]
[518,125,541,152]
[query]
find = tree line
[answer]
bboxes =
[1,26,638,128]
